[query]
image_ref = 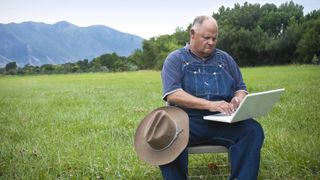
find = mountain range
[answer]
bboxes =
[0,21,144,67]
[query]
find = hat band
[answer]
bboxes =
[153,121,184,152]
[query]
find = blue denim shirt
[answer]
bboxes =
[162,45,247,106]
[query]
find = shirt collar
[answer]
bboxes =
[184,44,215,61]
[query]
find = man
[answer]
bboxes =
[160,15,265,180]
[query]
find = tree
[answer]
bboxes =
[214,1,306,66]
[5,62,17,75]
[172,27,189,46]
[0,67,6,75]
[139,39,158,69]
[296,10,320,63]
[77,59,89,72]
[22,64,37,74]
[128,49,143,69]
[40,64,55,74]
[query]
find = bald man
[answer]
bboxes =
[160,15,264,180]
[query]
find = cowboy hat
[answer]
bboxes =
[134,106,189,166]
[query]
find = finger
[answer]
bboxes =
[231,97,240,108]
[221,103,233,115]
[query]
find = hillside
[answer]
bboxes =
[0,21,144,67]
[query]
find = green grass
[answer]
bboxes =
[0,65,319,179]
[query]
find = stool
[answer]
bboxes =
[188,145,230,179]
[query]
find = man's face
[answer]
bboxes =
[190,20,218,58]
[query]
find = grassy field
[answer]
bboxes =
[0,65,319,179]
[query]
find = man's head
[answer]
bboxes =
[189,16,218,58]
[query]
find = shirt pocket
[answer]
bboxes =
[183,65,227,97]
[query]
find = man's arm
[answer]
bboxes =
[166,89,235,115]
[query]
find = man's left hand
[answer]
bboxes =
[230,97,241,109]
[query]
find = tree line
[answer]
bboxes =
[1,53,139,75]
[1,1,319,75]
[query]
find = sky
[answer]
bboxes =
[0,0,319,39]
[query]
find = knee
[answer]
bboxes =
[245,119,265,144]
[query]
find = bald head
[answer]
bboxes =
[191,16,218,33]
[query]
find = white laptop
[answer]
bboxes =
[203,88,285,123]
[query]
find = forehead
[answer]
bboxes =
[197,19,218,35]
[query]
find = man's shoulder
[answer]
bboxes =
[165,47,187,63]
[213,48,236,63]
[168,47,187,57]
[214,48,231,57]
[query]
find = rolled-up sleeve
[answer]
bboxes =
[161,51,183,101]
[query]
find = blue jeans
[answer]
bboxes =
[160,117,265,180]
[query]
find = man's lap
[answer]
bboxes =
[188,116,264,148]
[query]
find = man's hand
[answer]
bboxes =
[230,97,241,109]
[166,90,246,116]
[230,90,247,109]
[208,101,235,115]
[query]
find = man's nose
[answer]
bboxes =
[207,39,215,45]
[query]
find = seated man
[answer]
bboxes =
[160,15,265,180]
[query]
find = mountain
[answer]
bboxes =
[0,21,144,67]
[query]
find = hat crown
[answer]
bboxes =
[134,106,189,165]
[144,110,176,151]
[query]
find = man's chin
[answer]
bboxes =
[203,49,214,56]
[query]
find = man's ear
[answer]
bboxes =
[190,29,195,35]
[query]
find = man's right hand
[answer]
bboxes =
[208,101,235,115]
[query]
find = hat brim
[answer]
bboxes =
[134,106,189,166]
